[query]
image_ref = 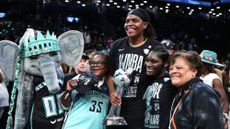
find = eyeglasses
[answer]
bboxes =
[89,61,105,67]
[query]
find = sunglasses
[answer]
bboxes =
[89,61,105,67]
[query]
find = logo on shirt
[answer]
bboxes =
[50,120,56,124]
[49,117,64,124]
[118,48,124,52]
[143,82,163,128]
[144,48,150,55]
[118,54,143,73]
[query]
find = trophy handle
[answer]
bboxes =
[107,86,123,117]
[104,84,127,126]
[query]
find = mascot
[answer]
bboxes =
[0,28,84,129]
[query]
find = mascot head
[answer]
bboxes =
[20,29,62,93]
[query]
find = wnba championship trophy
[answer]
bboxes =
[104,67,133,126]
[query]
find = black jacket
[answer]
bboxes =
[169,78,224,129]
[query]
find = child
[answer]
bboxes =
[61,51,109,129]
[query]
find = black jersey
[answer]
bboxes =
[108,37,161,129]
[143,74,177,129]
[28,77,65,129]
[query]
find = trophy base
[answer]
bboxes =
[104,116,127,126]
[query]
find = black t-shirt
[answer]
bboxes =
[143,74,177,129]
[108,37,161,129]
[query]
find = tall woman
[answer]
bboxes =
[107,8,161,129]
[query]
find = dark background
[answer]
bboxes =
[0,0,229,59]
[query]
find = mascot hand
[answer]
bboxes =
[72,72,99,94]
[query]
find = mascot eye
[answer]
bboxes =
[30,55,39,60]
[49,51,58,57]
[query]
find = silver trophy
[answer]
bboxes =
[104,67,133,126]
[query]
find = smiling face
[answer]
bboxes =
[124,14,148,39]
[169,57,197,87]
[89,54,108,79]
[145,51,164,77]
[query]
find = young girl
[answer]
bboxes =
[61,51,109,129]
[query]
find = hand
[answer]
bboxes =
[223,113,229,129]
[109,91,121,106]
[66,79,78,92]
[224,119,228,129]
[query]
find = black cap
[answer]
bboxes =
[128,8,150,22]
[161,39,174,49]
[82,53,89,60]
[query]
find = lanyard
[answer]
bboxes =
[169,89,190,129]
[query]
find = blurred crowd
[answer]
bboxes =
[0,5,230,129]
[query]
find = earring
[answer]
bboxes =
[192,75,195,78]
